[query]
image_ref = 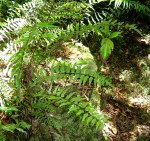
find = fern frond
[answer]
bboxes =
[84,0,111,24]
[9,0,44,19]
[8,26,39,91]
[49,62,112,88]
[50,86,107,129]
[115,0,150,15]
[32,85,108,130]
[86,0,150,26]
[0,18,27,41]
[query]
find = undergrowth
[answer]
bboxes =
[0,0,149,140]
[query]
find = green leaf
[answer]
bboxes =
[100,38,114,60]
[69,105,79,113]
[104,25,109,36]
[15,74,21,89]
[85,106,92,112]
[30,27,38,39]
[2,124,16,132]
[98,76,105,87]
[11,64,20,76]
[16,128,26,133]
[48,85,53,94]
[71,97,83,102]
[56,65,60,73]
[76,110,84,116]
[83,69,90,75]
[109,32,120,39]
[53,86,59,93]
[82,113,88,122]
[74,74,80,81]
[88,77,93,86]
[66,66,71,73]
[59,102,71,107]
[91,119,97,126]
[65,92,75,100]
[11,114,19,118]
[19,121,31,129]
[56,99,66,104]
[86,116,93,125]
[79,102,89,108]
[59,89,68,97]
[76,60,87,66]
[0,106,18,112]
[69,74,74,80]
[96,122,101,129]
[49,96,59,100]
[60,63,65,73]
[0,22,3,26]
[43,33,57,39]
[83,76,89,85]
[94,77,98,87]
[36,22,57,28]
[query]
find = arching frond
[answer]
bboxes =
[0,18,27,42]
[49,62,112,88]
[34,85,108,129]
[9,0,44,19]
[114,0,150,15]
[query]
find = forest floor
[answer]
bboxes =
[101,35,150,141]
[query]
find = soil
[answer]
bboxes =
[101,35,150,141]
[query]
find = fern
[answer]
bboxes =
[85,0,150,25]
[32,85,108,129]
[83,0,112,24]
[20,61,111,139]
[0,18,27,42]
[50,86,107,128]
[49,62,112,87]
[6,20,121,94]
[9,0,44,19]
[27,60,112,132]
[8,26,39,91]
[2,0,148,140]
[0,0,45,42]
[29,63,111,132]
[113,0,150,15]
[5,19,112,139]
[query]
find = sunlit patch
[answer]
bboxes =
[119,70,133,82]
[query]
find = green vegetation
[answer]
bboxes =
[0,0,149,140]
